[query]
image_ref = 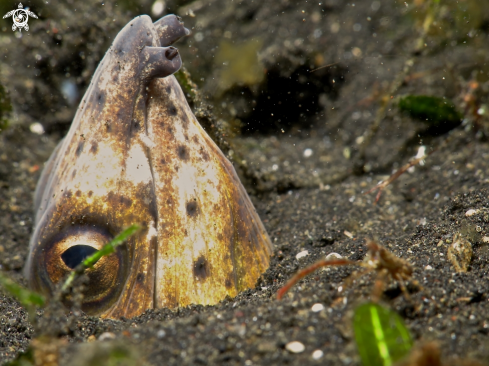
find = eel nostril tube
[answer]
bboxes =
[165,47,179,60]
[154,14,190,46]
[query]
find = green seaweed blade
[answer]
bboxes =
[0,272,45,307]
[398,95,461,127]
[353,302,413,366]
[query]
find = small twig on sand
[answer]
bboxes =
[364,130,455,204]
[364,150,432,204]
[309,62,338,73]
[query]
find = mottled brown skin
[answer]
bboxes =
[145,77,272,309]
[26,15,272,318]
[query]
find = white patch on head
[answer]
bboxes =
[174,164,199,201]
[192,238,206,255]
[125,143,152,184]
[140,134,155,149]
[146,220,157,241]
[66,141,124,197]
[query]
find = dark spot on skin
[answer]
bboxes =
[192,136,199,144]
[72,169,77,179]
[133,183,157,224]
[75,141,84,157]
[167,102,178,116]
[166,292,177,307]
[225,278,232,289]
[97,92,105,103]
[88,191,93,197]
[132,119,140,132]
[120,195,133,208]
[90,141,98,154]
[217,233,223,241]
[136,273,144,283]
[177,145,188,160]
[186,200,198,217]
[167,127,173,135]
[184,133,189,141]
[181,112,189,128]
[184,229,188,236]
[174,165,179,172]
[76,190,82,197]
[64,190,72,198]
[193,256,209,280]
[160,158,166,165]
[116,110,125,121]
[106,191,117,207]
[155,113,165,128]
[150,235,157,254]
[200,149,210,161]
[166,198,172,205]
[165,86,172,94]
[148,196,158,223]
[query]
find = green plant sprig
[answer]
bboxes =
[0,272,45,308]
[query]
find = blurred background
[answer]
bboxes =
[1,0,489,189]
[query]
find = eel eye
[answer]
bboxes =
[61,245,98,269]
[43,227,127,314]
